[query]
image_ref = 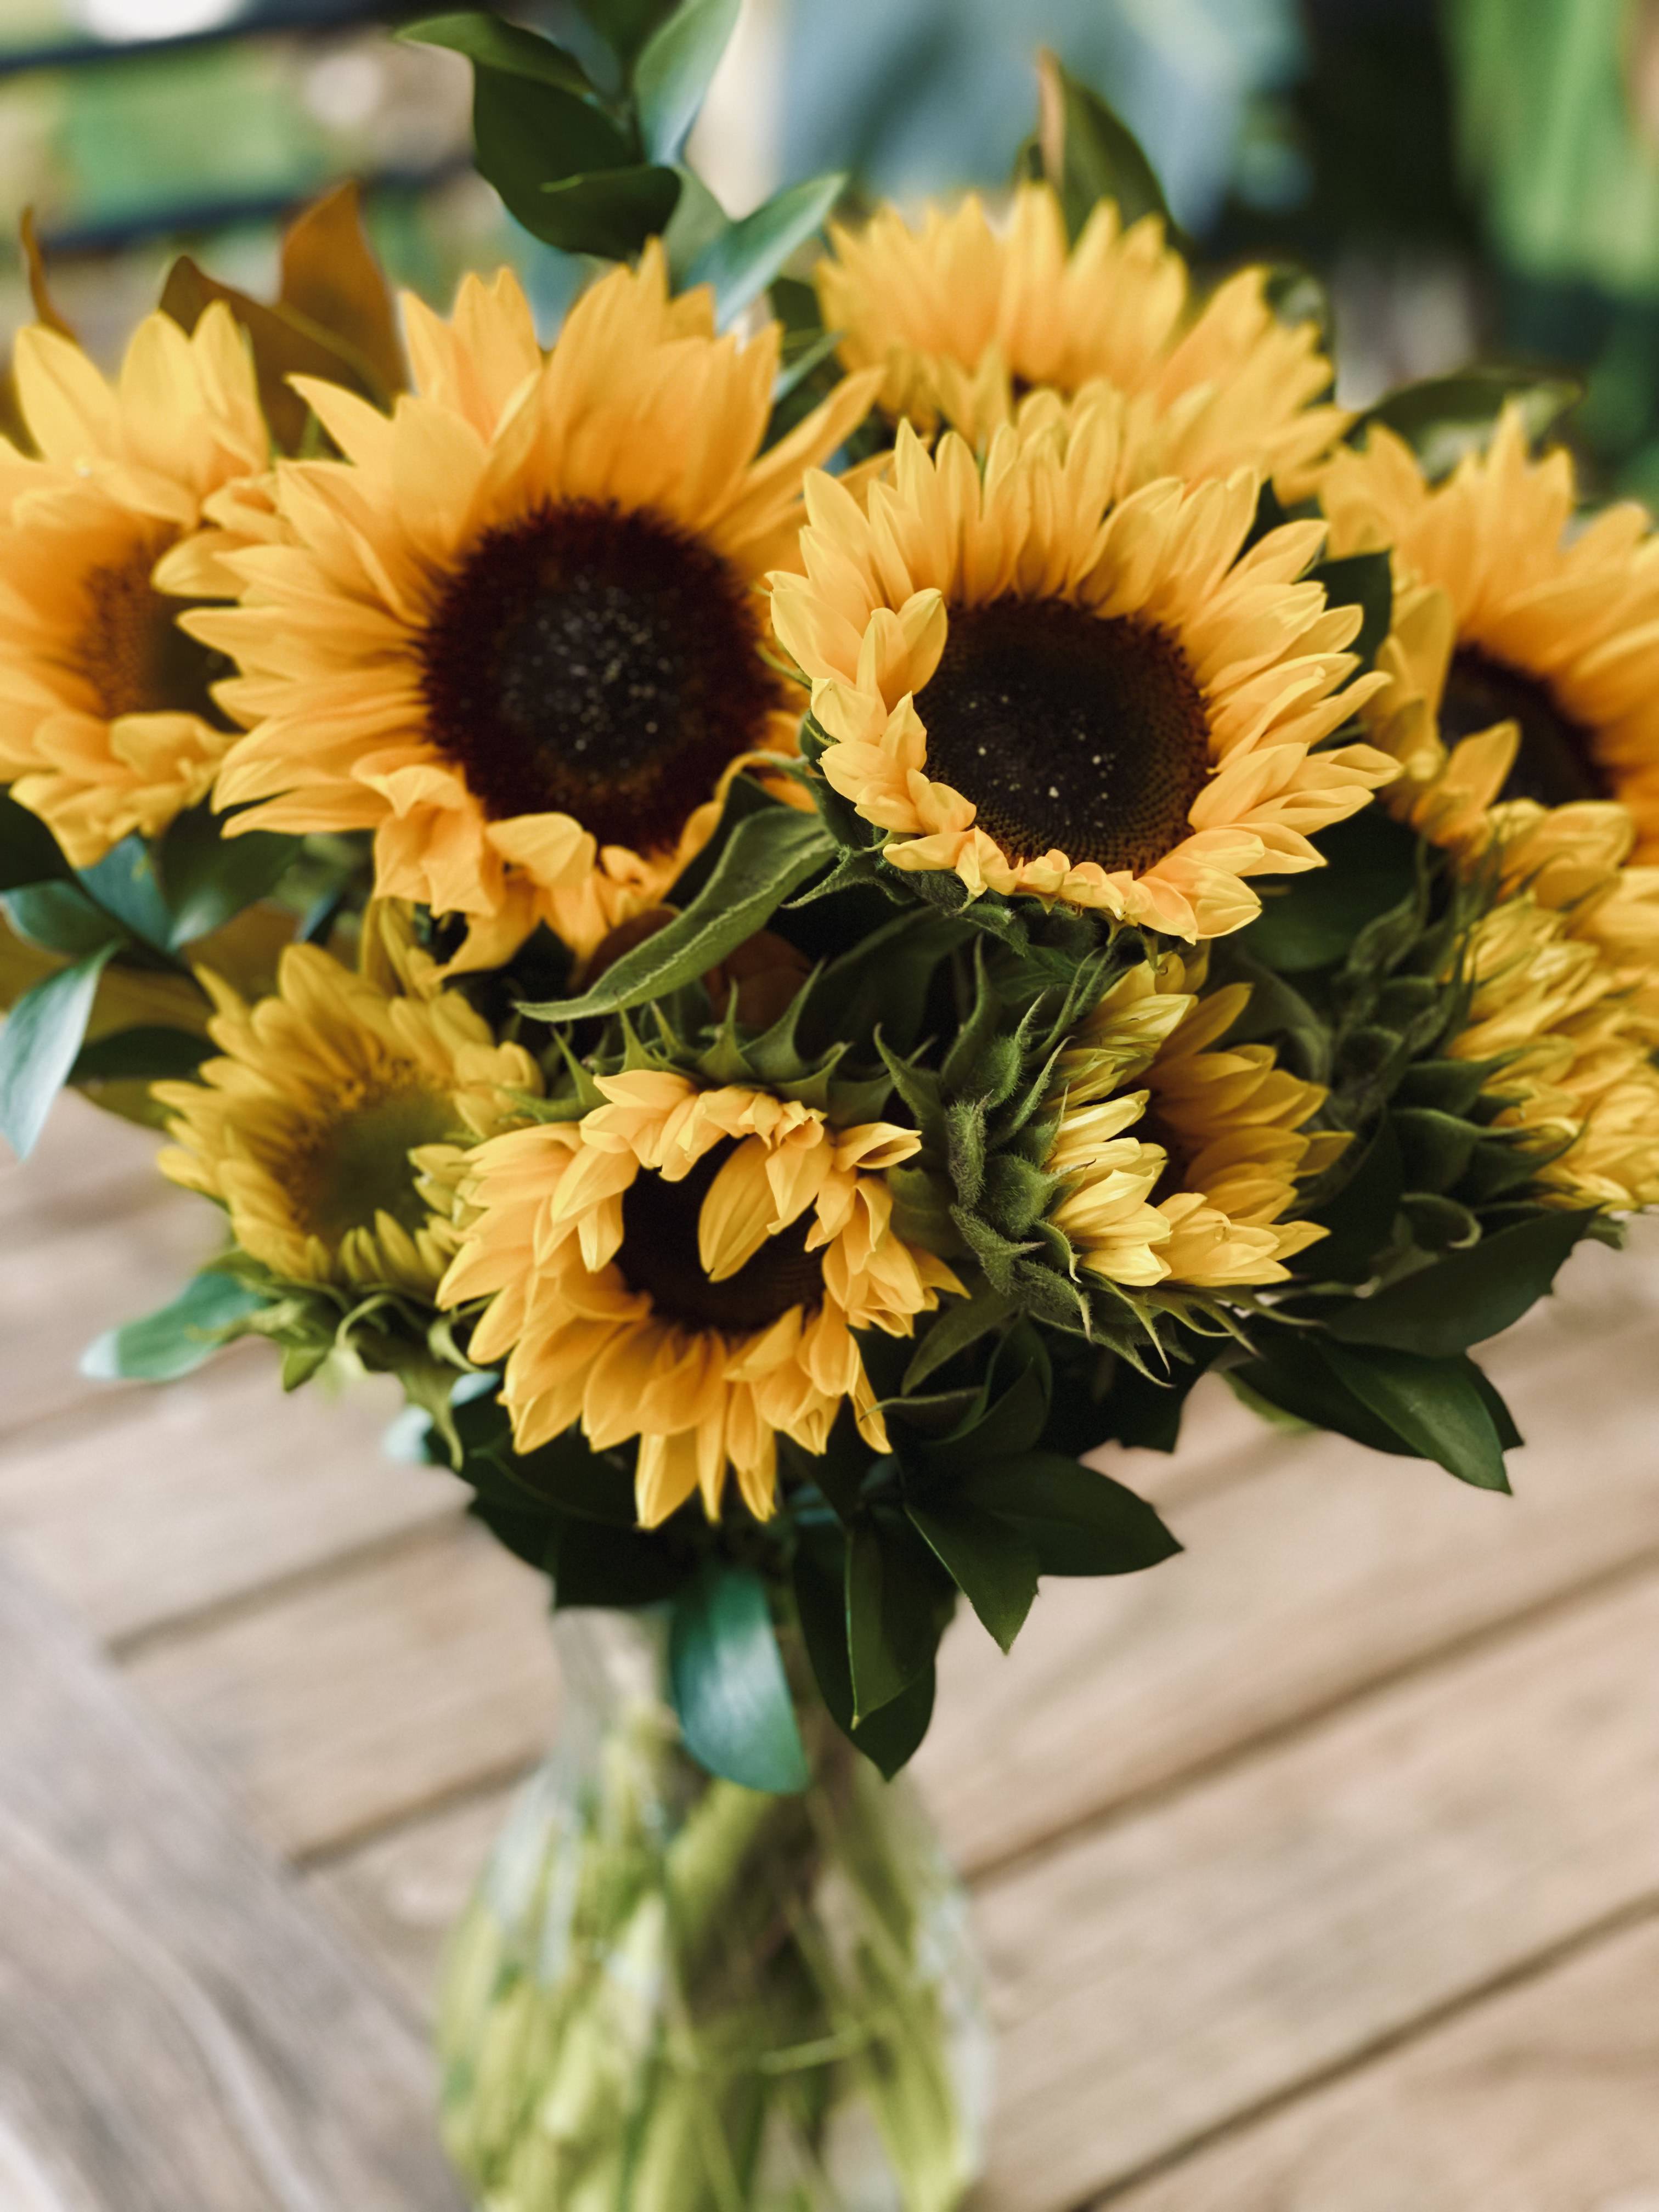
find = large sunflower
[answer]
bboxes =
[155,931,540,1294]
[0,304,268,866]
[1449,884,1659,1214]
[200,251,879,969]
[1047,956,1341,1291]
[437,1071,961,1525]
[815,183,1346,494]
[1321,405,1659,858]
[770,409,1394,939]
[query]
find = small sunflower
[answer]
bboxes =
[1047,956,1342,1291]
[770,409,1394,939]
[1321,405,1659,859]
[815,183,1346,494]
[200,251,879,969]
[1449,886,1659,1215]
[437,1071,962,1525]
[155,935,540,1294]
[0,304,269,866]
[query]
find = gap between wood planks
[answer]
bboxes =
[1088,1888,1659,2209]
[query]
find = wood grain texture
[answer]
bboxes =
[974,1565,1659,2211]
[1105,1908,1659,2211]
[127,1517,562,1858]
[0,1548,465,2212]
[0,1349,462,1643]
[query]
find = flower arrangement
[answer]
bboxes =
[5,10,1658,2208]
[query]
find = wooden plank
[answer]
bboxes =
[973,1565,1659,2212]
[0,1092,167,1249]
[0,1547,464,2212]
[0,1182,221,1441]
[309,1790,516,2022]
[0,1350,462,1644]
[126,1518,562,1859]
[1105,1906,1659,2211]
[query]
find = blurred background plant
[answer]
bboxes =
[7,0,1659,492]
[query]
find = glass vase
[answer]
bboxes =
[435,1607,991,2212]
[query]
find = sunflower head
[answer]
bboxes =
[438,1070,961,1526]
[200,249,881,972]
[155,938,541,1294]
[0,304,269,866]
[815,180,1347,494]
[771,408,1395,940]
[1321,404,1659,864]
[1045,955,1342,1296]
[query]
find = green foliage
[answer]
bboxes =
[81,1271,272,1383]
[669,1561,810,1793]
[1352,368,1582,479]
[684,172,848,323]
[71,1026,212,1083]
[0,945,116,1157]
[1035,55,1176,242]
[0,795,70,893]
[523,804,832,1020]
[1310,550,1393,674]
[634,0,741,162]
[1323,1208,1596,1353]
[157,809,300,946]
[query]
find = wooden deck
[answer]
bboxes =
[5,1091,1659,2209]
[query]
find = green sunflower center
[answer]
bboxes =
[284,1080,454,1248]
[1442,645,1609,808]
[918,596,1212,874]
[417,501,780,853]
[618,1142,825,1336]
[75,538,234,726]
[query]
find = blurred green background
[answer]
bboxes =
[7,0,1659,496]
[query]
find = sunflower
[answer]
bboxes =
[199,251,880,970]
[437,1071,962,1525]
[0,304,269,866]
[815,183,1346,495]
[770,408,1394,939]
[1047,956,1342,1291]
[1321,404,1659,860]
[154,933,540,1294]
[1449,886,1659,1214]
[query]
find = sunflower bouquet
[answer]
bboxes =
[4,8,1659,2209]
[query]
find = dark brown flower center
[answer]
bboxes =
[618,1142,825,1336]
[416,501,781,853]
[74,539,234,726]
[1442,645,1609,808]
[918,597,1212,874]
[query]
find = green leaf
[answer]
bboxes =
[522,806,830,1019]
[685,172,847,325]
[920,1355,1046,1475]
[1308,1115,1402,1284]
[1232,1330,1414,1458]
[0,793,69,892]
[1355,369,1581,482]
[401,13,601,93]
[1325,1209,1596,1356]
[905,1497,1037,1652]
[4,883,128,958]
[551,1518,687,1607]
[960,1453,1181,1576]
[509,1427,639,1524]
[71,1025,211,1082]
[1319,1341,1509,1491]
[669,1561,809,1793]
[793,1539,935,1778]
[158,808,300,945]
[462,61,636,240]
[537,166,685,259]
[573,0,678,64]
[1044,55,1173,240]
[81,1270,269,1383]
[634,0,741,162]
[845,1516,945,1721]
[0,944,116,1158]
[76,838,174,951]
[902,1286,1014,1394]
[1312,550,1392,673]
